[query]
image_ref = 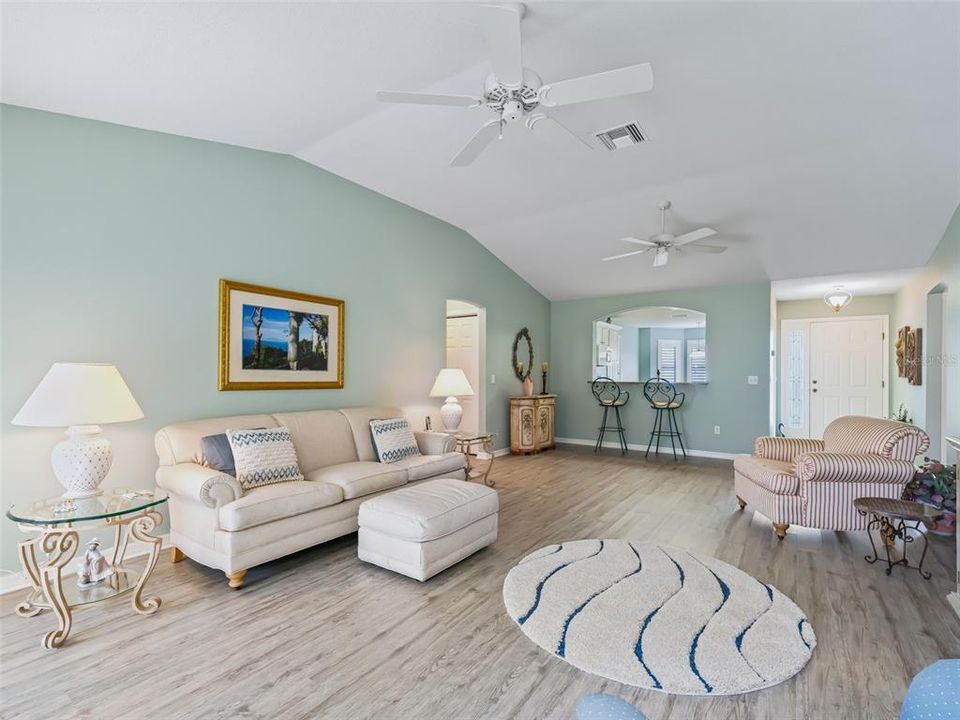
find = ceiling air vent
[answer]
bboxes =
[595,123,646,151]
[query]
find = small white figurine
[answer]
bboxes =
[76,538,114,588]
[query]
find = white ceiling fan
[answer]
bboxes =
[376,3,653,166]
[602,201,726,268]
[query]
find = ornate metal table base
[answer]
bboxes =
[15,508,164,649]
[861,512,933,580]
[456,435,496,487]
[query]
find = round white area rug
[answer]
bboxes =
[503,539,815,695]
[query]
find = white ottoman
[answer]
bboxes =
[357,478,498,581]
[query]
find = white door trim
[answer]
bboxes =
[779,314,889,438]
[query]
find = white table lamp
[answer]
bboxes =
[12,363,144,498]
[429,368,474,432]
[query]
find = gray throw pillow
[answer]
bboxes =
[201,433,236,476]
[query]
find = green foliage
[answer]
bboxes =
[889,403,913,424]
[903,458,957,513]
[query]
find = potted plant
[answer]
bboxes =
[889,403,913,424]
[903,458,957,536]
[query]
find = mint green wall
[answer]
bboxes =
[550,283,771,454]
[0,106,550,574]
[637,328,651,379]
[891,204,960,459]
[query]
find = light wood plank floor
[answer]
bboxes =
[2,446,957,720]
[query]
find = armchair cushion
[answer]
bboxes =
[733,455,799,495]
[795,452,915,485]
[156,463,243,509]
[753,437,824,463]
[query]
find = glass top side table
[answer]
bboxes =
[6,488,167,649]
[453,432,496,487]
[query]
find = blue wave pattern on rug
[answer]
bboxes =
[503,539,816,696]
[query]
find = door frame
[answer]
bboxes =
[779,314,889,438]
[446,299,487,433]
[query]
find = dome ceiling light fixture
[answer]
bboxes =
[824,286,853,313]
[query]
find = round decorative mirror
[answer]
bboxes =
[512,328,534,381]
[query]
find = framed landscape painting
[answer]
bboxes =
[218,279,344,390]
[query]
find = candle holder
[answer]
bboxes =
[541,371,548,395]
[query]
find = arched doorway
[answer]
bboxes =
[446,299,486,433]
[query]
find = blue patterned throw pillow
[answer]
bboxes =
[370,418,421,464]
[226,426,304,491]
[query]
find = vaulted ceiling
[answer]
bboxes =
[4,2,958,300]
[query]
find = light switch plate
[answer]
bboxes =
[747,375,759,385]
[490,374,496,384]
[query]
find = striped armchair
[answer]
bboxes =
[734,416,929,539]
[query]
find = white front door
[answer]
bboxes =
[446,314,480,433]
[809,317,885,437]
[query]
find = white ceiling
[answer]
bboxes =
[772,268,924,301]
[4,2,959,301]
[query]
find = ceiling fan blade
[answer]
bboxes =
[685,243,727,254]
[538,63,653,107]
[480,4,524,89]
[525,113,592,149]
[670,227,717,247]
[376,91,481,107]
[621,237,657,246]
[601,248,653,261]
[450,119,501,166]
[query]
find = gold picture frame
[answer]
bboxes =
[218,279,345,390]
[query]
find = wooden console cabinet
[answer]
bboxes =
[510,395,556,455]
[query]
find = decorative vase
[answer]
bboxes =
[522,377,535,397]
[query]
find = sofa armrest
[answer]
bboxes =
[414,431,456,455]
[754,437,825,463]
[796,452,915,485]
[156,463,243,509]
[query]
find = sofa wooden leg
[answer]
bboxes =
[773,523,789,540]
[226,569,247,589]
[736,495,747,510]
[170,547,185,563]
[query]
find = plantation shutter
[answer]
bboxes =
[687,339,707,383]
[657,340,680,383]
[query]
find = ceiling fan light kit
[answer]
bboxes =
[376,3,654,165]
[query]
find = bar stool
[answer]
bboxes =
[591,377,630,454]
[643,372,687,461]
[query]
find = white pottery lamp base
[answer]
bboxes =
[52,425,113,498]
[440,397,464,433]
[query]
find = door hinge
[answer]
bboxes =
[882,332,886,341]
[882,380,886,388]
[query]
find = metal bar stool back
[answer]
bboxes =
[590,377,630,454]
[642,372,687,461]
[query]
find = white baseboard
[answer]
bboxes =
[493,447,512,458]
[0,533,170,597]
[948,591,960,620]
[554,437,737,461]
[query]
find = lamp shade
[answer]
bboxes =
[12,363,144,427]
[429,368,474,398]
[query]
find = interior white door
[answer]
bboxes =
[446,314,480,432]
[809,317,885,437]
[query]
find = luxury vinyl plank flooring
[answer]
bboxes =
[2,446,957,720]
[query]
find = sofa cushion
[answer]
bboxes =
[358,478,498,542]
[218,480,343,532]
[200,432,237,476]
[307,461,407,500]
[733,455,799,495]
[339,407,404,462]
[392,452,465,481]
[271,410,359,472]
[226,427,304,491]
[370,418,421,463]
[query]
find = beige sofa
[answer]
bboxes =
[155,407,465,588]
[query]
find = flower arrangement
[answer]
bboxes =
[903,458,957,536]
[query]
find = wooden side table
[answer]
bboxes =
[7,488,167,649]
[454,433,496,487]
